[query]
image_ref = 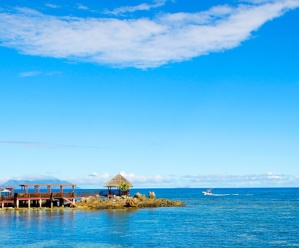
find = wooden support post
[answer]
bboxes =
[39,199,42,208]
[28,200,30,209]
[1,202,4,209]
[47,185,52,195]
[51,201,53,209]
[16,200,19,209]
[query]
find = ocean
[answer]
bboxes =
[0,188,298,247]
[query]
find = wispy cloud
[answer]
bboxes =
[180,172,299,187]
[0,0,299,68]
[88,172,98,177]
[119,171,173,184]
[69,172,111,186]
[104,0,167,15]
[45,3,60,9]
[18,70,61,77]
[77,4,89,10]
[19,71,41,77]
[68,171,173,188]
[45,71,61,76]
[0,141,103,149]
[1,172,298,188]
[64,171,299,188]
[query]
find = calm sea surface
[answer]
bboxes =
[0,188,298,247]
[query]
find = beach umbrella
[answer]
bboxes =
[1,189,11,193]
[1,189,11,196]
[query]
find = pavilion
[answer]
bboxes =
[104,174,133,198]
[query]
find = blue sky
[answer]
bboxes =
[0,0,299,188]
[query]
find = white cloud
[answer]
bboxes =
[60,172,299,187]
[181,172,299,187]
[119,171,172,184]
[69,172,111,186]
[88,172,98,177]
[45,3,60,9]
[2,172,298,188]
[64,172,173,188]
[45,71,61,76]
[104,0,167,15]
[19,71,41,77]
[77,4,89,10]
[267,171,280,179]
[18,71,61,77]
[0,0,299,68]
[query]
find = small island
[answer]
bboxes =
[77,192,185,210]
[76,173,185,210]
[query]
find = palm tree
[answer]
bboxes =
[118,182,130,196]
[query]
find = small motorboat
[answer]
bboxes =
[202,188,213,195]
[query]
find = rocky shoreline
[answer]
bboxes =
[77,192,185,210]
[0,192,185,211]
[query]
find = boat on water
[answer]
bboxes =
[202,188,213,195]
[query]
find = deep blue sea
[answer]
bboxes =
[1,188,298,247]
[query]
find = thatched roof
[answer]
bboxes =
[104,174,133,188]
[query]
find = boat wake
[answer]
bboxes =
[203,193,232,196]
[203,193,254,197]
[202,189,254,197]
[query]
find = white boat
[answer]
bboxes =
[202,189,213,195]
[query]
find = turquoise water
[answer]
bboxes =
[0,188,298,247]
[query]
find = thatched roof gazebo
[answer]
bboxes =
[104,174,133,198]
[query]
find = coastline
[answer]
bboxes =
[0,197,185,211]
[77,197,185,210]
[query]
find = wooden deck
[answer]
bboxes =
[0,184,118,209]
[0,184,79,209]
